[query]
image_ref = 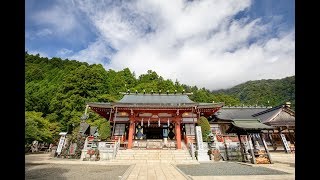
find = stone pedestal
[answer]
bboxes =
[99,149,114,160]
[80,149,87,160]
[163,138,167,145]
[197,150,210,161]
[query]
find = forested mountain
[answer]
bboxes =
[212,76,295,108]
[25,53,294,143]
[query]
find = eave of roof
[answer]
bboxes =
[87,102,224,109]
[231,119,275,130]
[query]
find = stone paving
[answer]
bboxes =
[176,162,289,176]
[25,151,295,180]
[125,163,188,180]
[25,163,130,180]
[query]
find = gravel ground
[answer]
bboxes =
[176,162,290,176]
[25,163,130,180]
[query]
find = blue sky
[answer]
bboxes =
[25,0,295,90]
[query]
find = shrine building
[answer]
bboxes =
[86,92,224,149]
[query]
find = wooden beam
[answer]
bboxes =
[247,134,256,164]
[288,128,295,146]
[238,134,246,162]
[260,133,273,164]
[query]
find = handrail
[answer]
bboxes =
[113,139,120,159]
[188,142,195,160]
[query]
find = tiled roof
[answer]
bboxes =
[252,104,295,125]
[231,119,275,130]
[216,107,268,120]
[118,94,196,104]
[79,122,90,135]
[90,126,98,136]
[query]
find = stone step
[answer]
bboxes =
[117,152,190,154]
[109,159,199,164]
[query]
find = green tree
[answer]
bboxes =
[25,111,53,144]
[99,121,111,141]
[197,116,211,142]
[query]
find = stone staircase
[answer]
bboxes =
[110,149,199,164]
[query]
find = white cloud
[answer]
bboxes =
[67,0,295,90]
[28,50,50,58]
[69,39,113,64]
[31,4,78,35]
[35,28,53,37]
[57,48,73,57]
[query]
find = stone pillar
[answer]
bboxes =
[127,116,134,149]
[175,118,182,149]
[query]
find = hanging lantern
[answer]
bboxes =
[158,118,160,127]
[141,118,144,126]
[148,118,150,127]
[167,118,170,126]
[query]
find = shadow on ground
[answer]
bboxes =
[176,162,291,176]
[25,164,130,180]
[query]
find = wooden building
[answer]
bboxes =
[86,93,224,149]
[253,102,295,152]
[210,102,295,153]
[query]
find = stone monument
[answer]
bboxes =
[195,126,210,161]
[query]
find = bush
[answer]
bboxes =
[197,116,211,142]
[99,121,111,141]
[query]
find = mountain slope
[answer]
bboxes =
[212,76,295,108]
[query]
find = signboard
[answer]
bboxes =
[69,143,77,155]
[56,135,66,155]
[195,126,204,150]
[163,125,168,138]
[280,133,291,153]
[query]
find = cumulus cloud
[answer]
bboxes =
[31,5,78,35]
[57,48,73,57]
[67,0,294,90]
[69,39,114,64]
[28,50,50,58]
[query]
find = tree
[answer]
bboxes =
[99,121,111,141]
[197,116,211,142]
[25,111,53,144]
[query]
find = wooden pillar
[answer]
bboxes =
[259,133,273,164]
[288,128,295,146]
[247,133,256,164]
[238,134,246,162]
[223,135,229,160]
[267,131,275,150]
[127,116,134,149]
[175,118,182,149]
